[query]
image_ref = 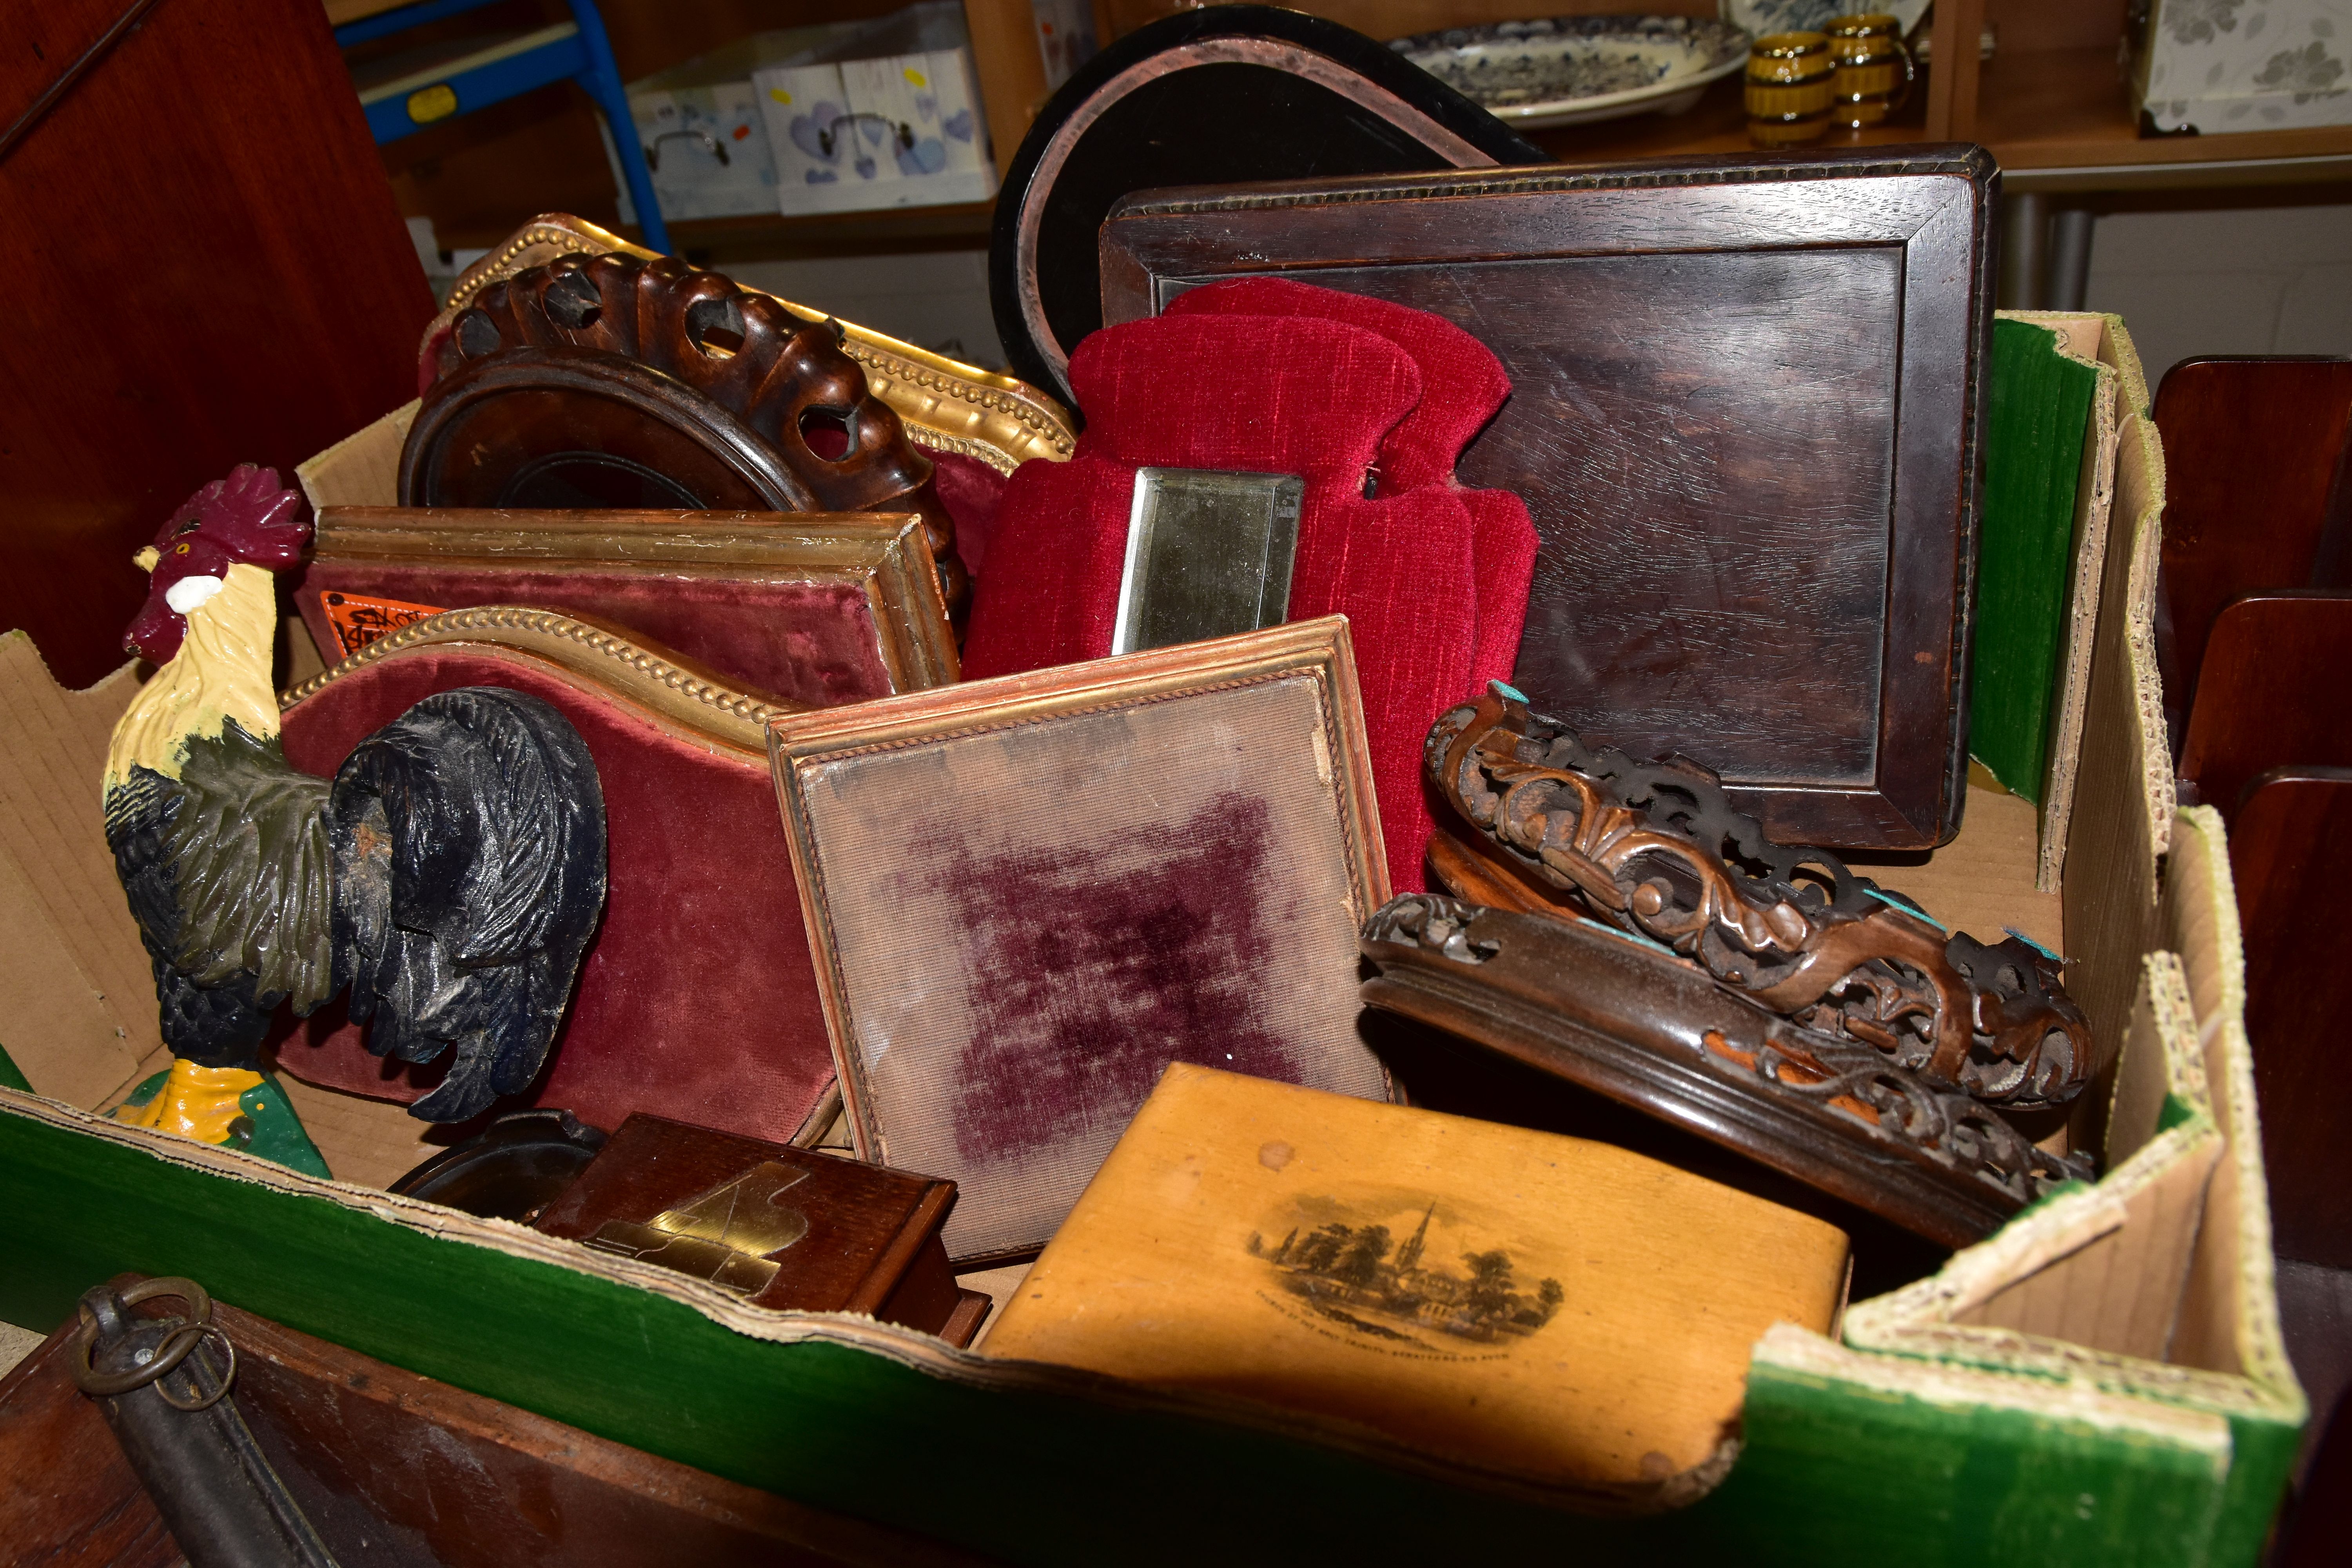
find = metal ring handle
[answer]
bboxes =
[69,1277,226,1399]
[153,1323,238,1412]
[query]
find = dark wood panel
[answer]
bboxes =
[2231,769,2352,1271]
[2176,591,2352,822]
[2153,357,2352,735]
[1101,148,1994,848]
[0,1283,988,1566]
[0,1318,181,1568]
[0,0,434,688]
[1292,248,1901,788]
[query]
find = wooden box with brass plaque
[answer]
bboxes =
[534,1113,989,1347]
[984,1063,1851,1508]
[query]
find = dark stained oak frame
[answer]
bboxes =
[1099,147,1997,850]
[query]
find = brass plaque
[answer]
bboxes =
[584,1160,811,1296]
[1111,468,1304,655]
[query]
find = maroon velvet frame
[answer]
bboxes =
[272,635,835,1144]
[298,509,958,705]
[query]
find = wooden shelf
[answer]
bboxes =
[1523,50,2352,192]
[662,199,996,264]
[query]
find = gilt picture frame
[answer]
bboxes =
[303,508,958,706]
[766,616,1392,1265]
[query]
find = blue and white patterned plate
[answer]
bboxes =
[1392,15,1751,130]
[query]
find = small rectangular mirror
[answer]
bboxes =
[1111,467,1304,655]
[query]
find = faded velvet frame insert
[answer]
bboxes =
[766,617,1392,1265]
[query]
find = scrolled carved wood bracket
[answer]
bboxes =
[418,249,965,619]
[1362,895,2096,1244]
[1425,690,2095,1110]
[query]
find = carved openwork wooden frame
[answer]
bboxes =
[1360,895,2093,1249]
[1427,690,2096,1111]
[305,508,959,698]
[426,214,1077,476]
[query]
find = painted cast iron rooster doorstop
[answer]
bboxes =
[103,466,608,1174]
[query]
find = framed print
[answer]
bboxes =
[1099,146,1997,851]
[767,616,1391,1264]
[303,508,958,705]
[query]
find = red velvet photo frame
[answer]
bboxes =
[271,612,845,1145]
[960,278,1539,896]
[768,617,1394,1265]
[299,509,958,706]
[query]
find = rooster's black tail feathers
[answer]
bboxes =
[329,687,607,1122]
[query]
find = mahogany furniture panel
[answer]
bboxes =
[2153,357,2352,731]
[2230,768,2352,1270]
[0,0,433,689]
[2176,591,2352,822]
[0,1283,986,1566]
[1100,147,1996,849]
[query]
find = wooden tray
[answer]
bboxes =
[1100,147,1996,850]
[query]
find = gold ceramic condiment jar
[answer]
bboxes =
[1824,13,1914,127]
[1745,32,1833,146]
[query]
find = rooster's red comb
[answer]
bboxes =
[151,463,310,570]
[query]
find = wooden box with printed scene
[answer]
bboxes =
[533,1112,990,1347]
[984,1063,1851,1508]
[1098,146,1996,852]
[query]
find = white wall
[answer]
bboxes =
[2085,201,2352,391]
[726,249,1004,369]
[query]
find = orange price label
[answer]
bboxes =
[318,590,445,660]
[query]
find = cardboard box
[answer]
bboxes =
[0,317,2305,1563]
[753,3,996,217]
[2130,0,2352,134]
[603,7,995,227]
[610,24,866,225]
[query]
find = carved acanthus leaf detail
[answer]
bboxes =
[1425,689,2094,1109]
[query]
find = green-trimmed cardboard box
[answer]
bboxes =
[0,316,2306,1563]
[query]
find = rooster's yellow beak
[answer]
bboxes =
[132,546,160,573]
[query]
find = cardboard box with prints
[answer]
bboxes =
[0,314,2307,1563]
[753,2,997,217]
[604,22,864,225]
[2130,0,2352,134]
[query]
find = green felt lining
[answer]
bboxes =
[1971,318,2102,801]
[0,1091,2299,1566]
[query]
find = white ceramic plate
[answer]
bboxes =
[1394,15,1752,131]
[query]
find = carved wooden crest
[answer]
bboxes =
[1425,689,2095,1111]
[1360,895,2094,1247]
[405,250,965,617]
